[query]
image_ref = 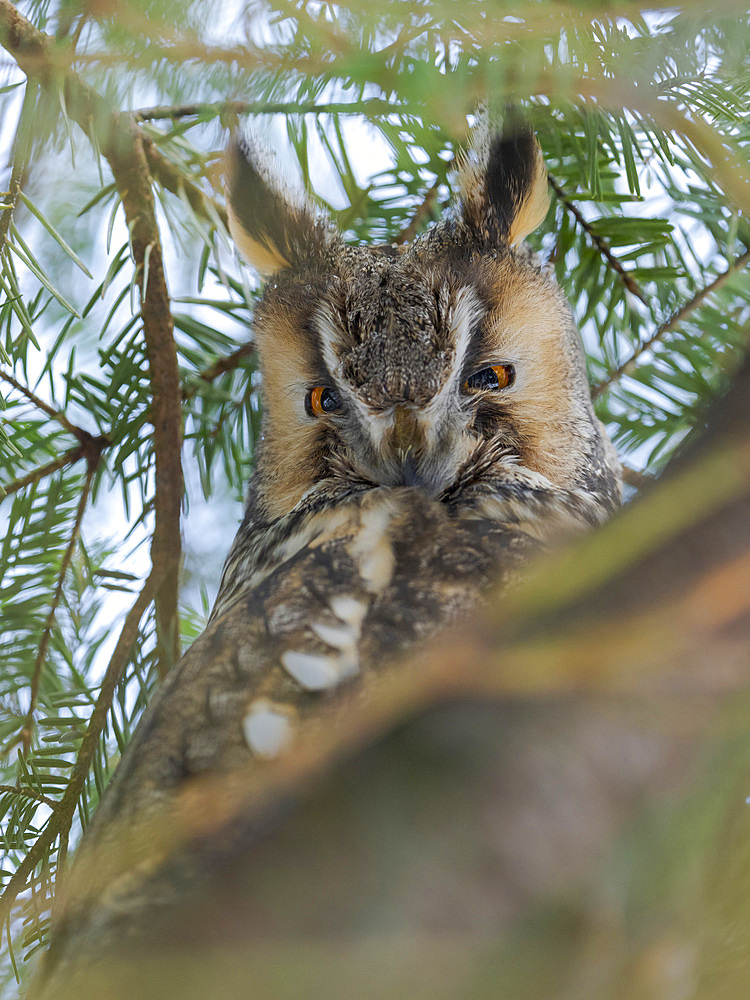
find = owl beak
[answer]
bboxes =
[391,406,429,489]
[391,405,422,454]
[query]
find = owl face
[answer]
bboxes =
[227,125,621,523]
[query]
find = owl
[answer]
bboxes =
[34,118,621,992]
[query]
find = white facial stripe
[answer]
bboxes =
[417,285,484,449]
[314,303,345,380]
[448,285,484,380]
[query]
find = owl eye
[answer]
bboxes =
[305,385,342,417]
[464,364,515,392]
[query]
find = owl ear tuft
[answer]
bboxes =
[225,137,334,276]
[458,116,549,248]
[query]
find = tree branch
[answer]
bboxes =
[620,463,652,491]
[108,125,183,678]
[184,342,256,396]
[547,173,649,306]
[0,570,159,934]
[133,98,400,121]
[592,246,750,398]
[141,133,226,231]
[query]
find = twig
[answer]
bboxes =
[396,181,440,245]
[21,456,101,754]
[0,78,35,252]
[1,443,91,498]
[133,98,399,121]
[0,158,23,249]
[547,174,649,306]
[0,570,159,932]
[592,246,750,398]
[621,464,653,491]
[0,784,56,808]
[185,342,256,396]
[0,369,89,441]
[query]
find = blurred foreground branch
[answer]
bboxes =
[31,350,750,998]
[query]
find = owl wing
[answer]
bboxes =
[37,483,549,986]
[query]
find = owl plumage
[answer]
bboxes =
[205,118,621,753]
[34,118,621,989]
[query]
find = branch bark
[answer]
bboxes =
[107,123,183,676]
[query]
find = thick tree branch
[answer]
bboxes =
[0,571,159,935]
[592,247,750,398]
[548,173,649,305]
[108,125,183,677]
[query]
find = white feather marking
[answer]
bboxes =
[281,650,341,690]
[243,700,294,758]
[348,499,396,594]
[311,621,359,650]
[329,595,368,629]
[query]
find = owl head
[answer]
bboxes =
[226,119,621,524]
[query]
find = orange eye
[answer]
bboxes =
[305,385,342,417]
[464,364,515,392]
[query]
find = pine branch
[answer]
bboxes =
[141,133,226,231]
[21,458,100,755]
[547,174,649,306]
[1,443,91,498]
[0,1,185,678]
[0,570,159,934]
[592,246,750,398]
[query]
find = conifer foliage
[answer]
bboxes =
[0,0,748,986]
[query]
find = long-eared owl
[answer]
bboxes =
[36,117,622,989]
[204,116,622,755]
